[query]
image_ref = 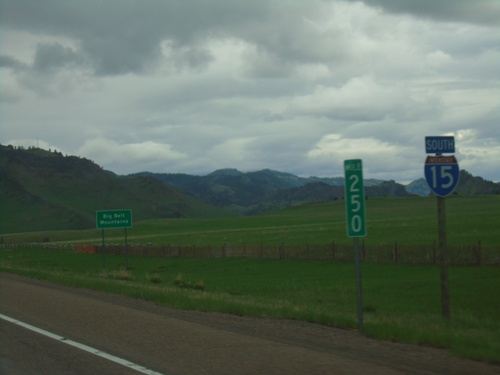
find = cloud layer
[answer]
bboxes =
[1,0,499,182]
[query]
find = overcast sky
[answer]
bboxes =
[1,0,499,183]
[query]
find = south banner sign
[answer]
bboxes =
[424,155,459,197]
[425,136,455,154]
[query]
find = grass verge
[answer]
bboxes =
[1,247,499,363]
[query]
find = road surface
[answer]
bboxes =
[1,273,498,375]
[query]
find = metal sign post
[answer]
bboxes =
[436,195,450,318]
[124,227,129,270]
[344,159,367,331]
[424,137,459,319]
[96,209,133,269]
[101,229,105,268]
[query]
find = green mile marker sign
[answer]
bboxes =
[344,159,367,238]
[96,209,132,229]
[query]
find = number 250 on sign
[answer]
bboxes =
[344,159,367,237]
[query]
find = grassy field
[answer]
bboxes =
[1,248,499,363]
[1,196,499,362]
[2,196,500,247]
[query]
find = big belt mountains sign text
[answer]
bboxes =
[96,209,132,229]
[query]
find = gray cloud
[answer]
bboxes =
[33,42,83,72]
[1,0,499,183]
[355,0,500,25]
[0,54,26,70]
[0,0,266,76]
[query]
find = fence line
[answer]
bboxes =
[2,241,498,265]
[1,243,75,250]
[78,241,497,265]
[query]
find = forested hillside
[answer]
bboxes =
[136,168,499,214]
[2,144,497,233]
[134,170,408,214]
[0,145,232,234]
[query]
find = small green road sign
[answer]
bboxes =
[344,159,367,237]
[96,209,132,229]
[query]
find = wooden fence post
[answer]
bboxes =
[476,240,482,266]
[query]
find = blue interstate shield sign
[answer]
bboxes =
[424,155,459,197]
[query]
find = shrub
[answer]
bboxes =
[146,272,162,284]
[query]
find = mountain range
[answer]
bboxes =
[1,144,499,233]
[130,169,407,214]
[0,145,233,234]
[131,168,498,215]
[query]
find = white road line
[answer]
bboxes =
[0,313,164,375]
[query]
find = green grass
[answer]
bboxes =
[1,247,499,363]
[1,196,499,362]
[3,196,499,248]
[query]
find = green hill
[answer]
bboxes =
[0,145,233,234]
[131,169,395,214]
[132,169,408,214]
[406,172,500,196]
[134,168,499,214]
[456,170,500,195]
[2,144,498,234]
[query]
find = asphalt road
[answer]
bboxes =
[1,273,498,375]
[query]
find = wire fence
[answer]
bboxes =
[2,241,498,266]
[78,241,498,265]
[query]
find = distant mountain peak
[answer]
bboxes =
[207,168,243,177]
[405,178,431,196]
